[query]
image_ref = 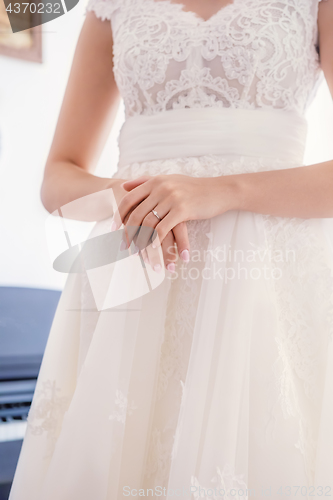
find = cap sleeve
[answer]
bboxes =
[85,0,121,21]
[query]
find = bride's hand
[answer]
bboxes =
[112,173,237,249]
[110,177,187,273]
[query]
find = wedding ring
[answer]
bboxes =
[151,209,161,220]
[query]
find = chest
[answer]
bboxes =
[160,0,236,22]
[110,0,321,116]
[112,0,317,63]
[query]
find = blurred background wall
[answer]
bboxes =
[0,0,124,292]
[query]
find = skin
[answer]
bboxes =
[41,0,333,274]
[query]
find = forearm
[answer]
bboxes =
[228,160,333,219]
[41,161,119,220]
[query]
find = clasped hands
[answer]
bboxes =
[110,173,237,272]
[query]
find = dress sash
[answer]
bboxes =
[117,107,308,168]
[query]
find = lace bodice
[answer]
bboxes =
[86,0,325,119]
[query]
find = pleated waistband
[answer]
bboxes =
[117,107,308,168]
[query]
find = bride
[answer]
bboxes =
[9,0,333,499]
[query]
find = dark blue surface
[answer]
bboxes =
[0,286,61,499]
[0,286,61,357]
[0,286,61,379]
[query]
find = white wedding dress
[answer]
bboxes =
[9,1,333,499]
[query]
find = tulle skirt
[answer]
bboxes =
[9,108,333,500]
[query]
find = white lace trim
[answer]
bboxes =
[112,155,302,181]
[85,0,121,21]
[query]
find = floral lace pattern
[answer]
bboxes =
[86,0,323,119]
[112,154,302,181]
[27,379,69,458]
[143,219,211,486]
[108,389,138,424]
[144,417,178,484]
[191,464,249,500]
[156,218,211,400]
[261,215,333,482]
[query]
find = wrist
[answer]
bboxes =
[215,174,246,212]
[77,177,125,222]
[230,174,248,211]
[105,177,123,188]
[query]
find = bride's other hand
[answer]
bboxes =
[112,173,238,249]
[139,232,179,274]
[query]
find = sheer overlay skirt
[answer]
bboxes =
[9,108,333,500]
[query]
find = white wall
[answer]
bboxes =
[0,3,124,290]
[0,9,332,291]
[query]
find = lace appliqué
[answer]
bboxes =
[156,218,211,400]
[27,379,69,458]
[262,215,333,483]
[155,67,242,112]
[108,389,138,424]
[86,0,323,118]
[144,417,178,485]
[191,463,249,500]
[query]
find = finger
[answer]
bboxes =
[123,198,166,249]
[113,183,152,229]
[161,232,177,273]
[140,247,149,264]
[118,208,137,252]
[121,175,151,191]
[150,210,184,249]
[132,221,155,254]
[172,222,190,262]
[134,204,170,251]
[145,241,164,273]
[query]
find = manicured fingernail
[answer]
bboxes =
[180,249,190,262]
[152,242,157,249]
[134,245,140,254]
[110,221,117,231]
[167,263,175,273]
[154,264,162,273]
[120,240,127,251]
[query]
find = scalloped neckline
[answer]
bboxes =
[150,0,238,24]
